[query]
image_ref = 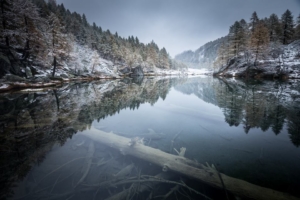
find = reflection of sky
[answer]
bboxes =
[57,0,300,57]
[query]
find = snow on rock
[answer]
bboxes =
[0,83,9,89]
[215,40,300,79]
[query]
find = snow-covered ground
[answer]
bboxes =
[34,40,213,79]
[216,40,300,79]
[154,68,212,77]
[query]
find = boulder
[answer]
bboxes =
[130,65,144,77]
[0,53,11,78]
[4,74,27,82]
[25,67,33,78]
[60,73,69,78]
[131,75,144,85]
[119,66,131,75]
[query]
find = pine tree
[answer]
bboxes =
[91,50,100,73]
[250,21,270,65]
[47,0,57,12]
[158,47,170,69]
[228,21,246,57]
[281,9,294,44]
[6,0,47,62]
[82,13,88,27]
[250,11,259,32]
[147,41,159,67]
[267,13,282,43]
[214,41,228,70]
[135,37,139,46]
[294,14,300,40]
[47,12,70,76]
[0,0,12,46]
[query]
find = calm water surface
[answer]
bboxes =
[0,76,300,200]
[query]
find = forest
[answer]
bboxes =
[214,10,300,71]
[0,0,186,81]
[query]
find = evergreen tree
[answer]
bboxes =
[47,12,70,76]
[0,0,12,46]
[267,13,282,43]
[92,22,97,30]
[250,21,269,65]
[47,0,57,12]
[281,9,294,44]
[250,11,259,32]
[158,47,170,69]
[8,0,46,61]
[228,21,246,57]
[294,14,300,40]
[82,13,88,27]
[214,41,229,70]
[135,37,139,46]
[147,41,159,67]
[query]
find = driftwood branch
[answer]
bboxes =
[80,127,300,200]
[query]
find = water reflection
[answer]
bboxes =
[175,77,300,147]
[1,76,300,199]
[0,77,183,199]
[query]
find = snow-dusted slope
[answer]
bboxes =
[35,41,119,78]
[215,40,300,79]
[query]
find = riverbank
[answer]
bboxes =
[0,68,211,93]
[214,40,300,80]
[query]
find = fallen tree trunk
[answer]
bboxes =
[0,82,61,92]
[80,127,300,200]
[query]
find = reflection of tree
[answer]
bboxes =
[0,77,179,199]
[259,107,272,132]
[223,90,244,127]
[177,77,300,146]
[270,105,286,135]
[287,110,300,147]
[215,79,244,127]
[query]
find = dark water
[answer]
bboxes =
[0,76,300,200]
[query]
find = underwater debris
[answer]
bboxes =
[81,129,300,200]
[75,140,85,147]
[75,141,95,187]
[128,137,144,147]
[114,163,135,178]
[162,164,169,172]
[170,130,183,154]
[174,147,186,157]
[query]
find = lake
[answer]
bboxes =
[1,76,300,200]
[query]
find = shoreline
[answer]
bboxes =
[0,71,210,93]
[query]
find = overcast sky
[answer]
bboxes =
[56,0,300,57]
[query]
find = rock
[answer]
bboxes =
[0,53,11,78]
[119,66,131,75]
[50,76,64,81]
[130,66,144,77]
[4,74,27,82]
[132,76,144,84]
[60,73,68,78]
[33,77,44,82]
[25,67,33,78]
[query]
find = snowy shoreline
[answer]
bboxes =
[0,68,212,93]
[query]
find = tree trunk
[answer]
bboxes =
[80,127,300,200]
[22,16,30,61]
[1,0,9,47]
[91,64,95,74]
[52,56,57,77]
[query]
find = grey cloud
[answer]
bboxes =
[57,0,300,57]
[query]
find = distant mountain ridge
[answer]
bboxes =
[175,37,227,69]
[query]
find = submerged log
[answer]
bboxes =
[80,127,300,200]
